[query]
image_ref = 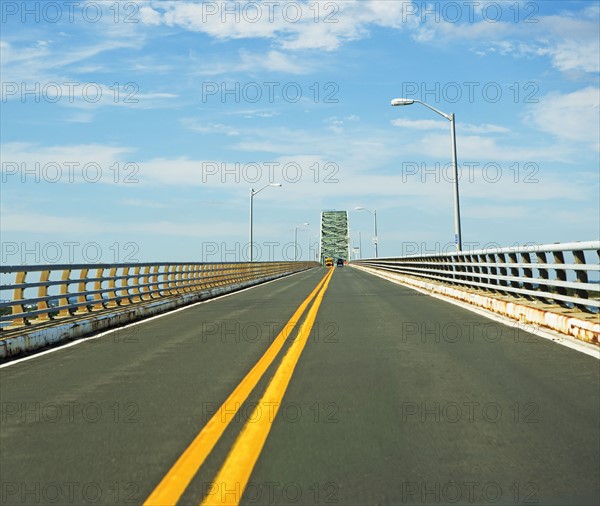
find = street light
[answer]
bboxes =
[249,183,282,262]
[294,222,309,261]
[355,207,378,258]
[308,234,319,260]
[391,97,462,251]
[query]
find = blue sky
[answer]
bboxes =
[1,0,599,264]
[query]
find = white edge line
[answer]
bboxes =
[354,266,600,360]
[0,269,317,369]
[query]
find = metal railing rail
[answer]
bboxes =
[0,261,318,328]
[352,241,600,313]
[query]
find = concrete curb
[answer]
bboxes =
[0,270,306,360]
[353,265,599,346]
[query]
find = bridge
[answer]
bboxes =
[1,241,599,505]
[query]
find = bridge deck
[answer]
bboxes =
[1,268,598,505]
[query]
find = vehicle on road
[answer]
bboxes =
[325,257,333,267]
[337,258,344,267]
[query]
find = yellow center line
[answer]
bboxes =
[144,269,332,506]
[200,268,335,506]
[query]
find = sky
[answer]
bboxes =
[1,0,599,264]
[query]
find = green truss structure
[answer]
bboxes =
[320,210,349,264]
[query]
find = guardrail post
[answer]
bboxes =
[477,254,485,285]
[140,266,151,300]
[573,250,589,311]
[11,271,28,327]
[119,267,132,305]
[107,267,119,308]
[130,266,142,302]
[75,268,90,314]
[520,251,534,300]
[36,270,51,321]
[193,264,202,291]
[207,264,216,288]
[150,265,160,298]
[441,256,452,282]
[167,265,177,295]
[57,269,72,318]
[188,264,198,292]
[92,267,105,310]
[496,253,508,293]
[486,253,498,290]
[508,253,520,290]
[160,265,168,296]
[552,251,569,307]
[175,265,184,293]
[183,264,192,293]
[464,253,474,286]
[535,251,551,304]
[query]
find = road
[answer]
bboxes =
[1,267,598,506]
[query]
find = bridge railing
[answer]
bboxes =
[352,241,600,313]
[0,261,318,328]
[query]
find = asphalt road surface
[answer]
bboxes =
[1,267,598,506]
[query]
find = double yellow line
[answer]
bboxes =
[144,267,335,506]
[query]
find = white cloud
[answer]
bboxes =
[460,123,510,134]
[0,210,109,235]
[225,109,280,119]
[0,209,244,238]
[540,40,600,74]
[410,8,600,76]
[149,0,594,81]
[325,115,359,134]
[525,87,600,150]
[420,133,571,162]
[64,112,94,123]
[139,0,416,51]
[239,50,310,75]
[0,40,177,108]
[392,118,447,130]
[0,143,135,184]
[181,119,240,136]
[2,139,596,253]
[139,5,162,25]
[191,49,313,76]
[392,119,509,134]
[144,1,599,77]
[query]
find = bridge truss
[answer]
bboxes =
[320,210,350,265]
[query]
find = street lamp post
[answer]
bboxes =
[391,97,462,251]
[294,222,309,261]
[249,183,282,262]
[359,231,362,259]
[355,207,378,258]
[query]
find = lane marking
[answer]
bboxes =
[200,268,335,506]
[144,269,332,506]
[1,269,317,369]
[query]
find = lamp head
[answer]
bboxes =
[391,98,415,106]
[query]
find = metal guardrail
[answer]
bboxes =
[352,241,600,313]
[0,261,318,328]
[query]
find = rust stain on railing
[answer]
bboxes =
[1,262,318,330]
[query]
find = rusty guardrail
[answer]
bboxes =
[0,261,318,329]
[352,241,600,313]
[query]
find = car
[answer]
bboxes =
[336,258,344,267]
